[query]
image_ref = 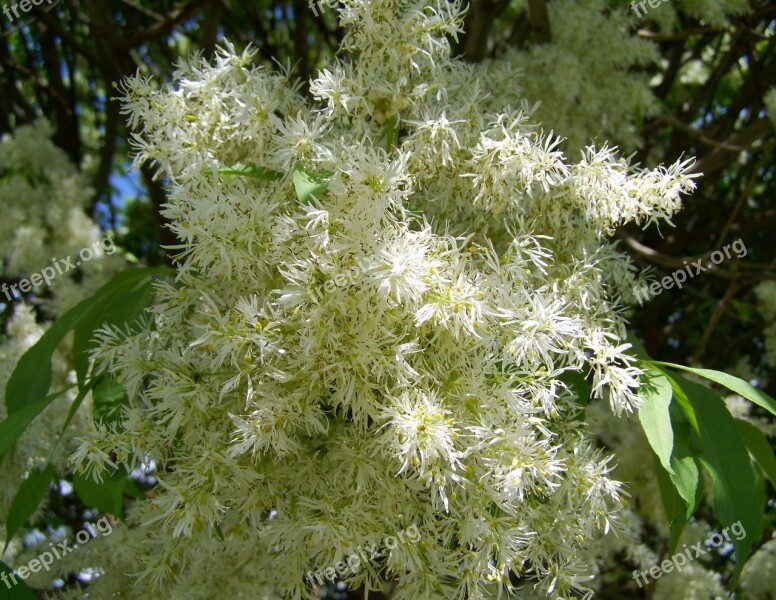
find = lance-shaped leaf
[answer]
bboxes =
[6,267,170,413]
[638,367,675,475]
[0,387,74,464]
[293,163,333,204]
[213,163,283,180]
[736,418,776,490]
[0,561,37,598]
[648,362,776,419]
[4,465,56,551]
[676,373,762,586]
[73,469,130,519]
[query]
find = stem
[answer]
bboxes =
[385,115,397,152]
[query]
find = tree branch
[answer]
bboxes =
[616,230,776,279]
[690,118,774,177]
[123,0,206,49]
[458,0,510,62]
[90,86,121,215]
[527,0,551,45]
[689,279,740,365]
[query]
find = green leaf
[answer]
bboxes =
[2,268,166,473]
[73,469,129,518]
[123,478,143,500]
[58,378,100,437]
[625,333,651,361]
[0,387,74,464]
[648,362,776,419]
[5,294,100,414]
[72,267,168,382]
[752,455,767,524]
[736,418,776,490]
[678,374,762,585]
[653,403,700,553]
[638,368,675,475]
[562,369,589,420]
[385,114,398,150]
[6,267,169,413]
[4,465,56,551]
[559,369,590,405]
[293,163,333,205]
[654,367,700,435]
[654,453,689,553]
[666,406,700,520]
[92,375,128,425]
[213,163,283,180]
[0,561,37,599]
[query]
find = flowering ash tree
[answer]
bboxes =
[63,1,701,598]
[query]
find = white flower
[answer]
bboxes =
[381,390,462,477]
[64,1,708,597]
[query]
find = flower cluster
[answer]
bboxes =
[0,120,98,278]
[755,281,776,368]
[0,119,127,567]
[466,0,751,154]
[0,306,90,564]
[495,0,659,151]
[741,532,776,598]
[70,1,699,598]
[0,119,124,315]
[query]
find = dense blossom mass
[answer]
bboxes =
[0,125,104,568]
[0,120,124,315]
[0,120,98,279]
[47,1,709,598]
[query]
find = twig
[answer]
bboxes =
[122,0,205,49]
[690,279,740,364]
[616,231,776,279]
[713,159,761,249]
[656,113,746,152]
[527,0,551,44]
[637,27,721,42]
[118,0,164,20]
[690,118,774,176]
